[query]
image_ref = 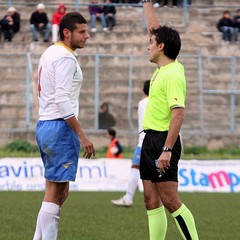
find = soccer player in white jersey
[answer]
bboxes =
[111,80,150,207]
[33,12,95,240]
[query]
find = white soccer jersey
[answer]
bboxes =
[138,97,148,147]
[37,43,83,121]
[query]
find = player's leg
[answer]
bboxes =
[124,146,142,204]
[111,146,141,207]
[124,164,139,203]
[34,120,80,240]
[157,182,199,240]
[111,165,139,207]
[33,181,69,240]
[143,180,167,240]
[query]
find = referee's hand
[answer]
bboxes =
[157,152,171,173]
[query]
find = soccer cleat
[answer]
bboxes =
[111,197,132,207]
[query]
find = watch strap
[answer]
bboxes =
[162,146,172,152]
[141,0,152,3]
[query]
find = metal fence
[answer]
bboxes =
[0,50,239,138]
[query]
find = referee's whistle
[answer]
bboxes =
[155,159,163,178]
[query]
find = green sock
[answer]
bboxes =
[171,203,199,240]
[147,206,167,240]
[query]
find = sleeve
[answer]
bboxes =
[165,75,186,110]
[1,16,8,25]
[233,16,236,26]
[114,141,122,156]
[103,6,107,15]
[97,6,104,14]
[53,57,77,120]
[43,13,49,26]
[13,13,20,32]
[52,12,57,24]
[89,6,94,15]
[30,12,35,25]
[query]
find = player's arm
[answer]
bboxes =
[65,117,95,159]
[142,1,159,35]
[54,58,95,158]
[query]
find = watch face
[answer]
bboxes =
[163,146,172,152]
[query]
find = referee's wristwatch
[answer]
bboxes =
[162,146,172,152]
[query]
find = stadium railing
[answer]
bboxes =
[0,50,239,136]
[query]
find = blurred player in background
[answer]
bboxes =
[33,12,95,240]
[106,128,123,158]
[111,80,150,207]
[140,1,199,239]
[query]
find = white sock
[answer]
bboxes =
[33,202,60,240]
[33,211,42,240]
[124,168,140,203]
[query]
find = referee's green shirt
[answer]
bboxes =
[143,60,186,131]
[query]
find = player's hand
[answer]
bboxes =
[157,152,171,174]
[79,136,95,159]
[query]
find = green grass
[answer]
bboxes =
[0,191,240,239]
[2,139,240,159]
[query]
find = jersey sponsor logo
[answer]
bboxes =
[62,162,74,169]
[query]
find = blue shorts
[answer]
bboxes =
[36,119,80,182]
[132,146,142,165]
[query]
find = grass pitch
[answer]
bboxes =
[1,191,239,240]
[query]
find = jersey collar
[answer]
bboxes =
[54,42,74,54]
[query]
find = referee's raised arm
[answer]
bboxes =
[142,1,160,35]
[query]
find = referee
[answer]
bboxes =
[140,1,199,240]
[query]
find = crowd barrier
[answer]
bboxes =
[0,158,240,192]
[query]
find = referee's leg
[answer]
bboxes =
[157,182,199,240]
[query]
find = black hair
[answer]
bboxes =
[143,80,150,96]
[150,25,181,60]
[108,128,116,138]
[223,10,230,15]
[101,102,109,111]
[59,12,87,40]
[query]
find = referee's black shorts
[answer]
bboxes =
[140,130,181,183]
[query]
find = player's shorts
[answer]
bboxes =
[36,119,80,182]
[132,146,142,165]
[140,130,181,183]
